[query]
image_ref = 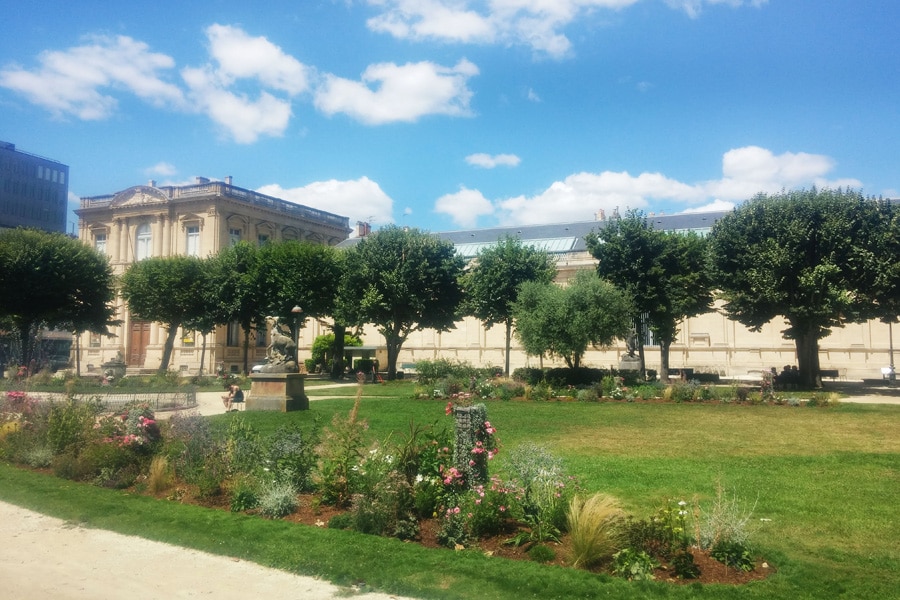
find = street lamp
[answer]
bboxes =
[291,305,303,372]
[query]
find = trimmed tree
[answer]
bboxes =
[338,226,465,379]
[0,228,117,369]
[512,270,633,369]
[462,236,557,376]
[213,242,263,374]
[586,211,713,380]
[120,255,212,373]
[707,188,889,388]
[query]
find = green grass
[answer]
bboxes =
[2,386,898,599]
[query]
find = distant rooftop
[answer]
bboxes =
[338,210,730,257]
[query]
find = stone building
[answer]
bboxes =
[329,211,897,381]
[75,177,350,375]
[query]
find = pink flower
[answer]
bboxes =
[445,402,453,415]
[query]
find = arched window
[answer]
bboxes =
[136,223,152,260]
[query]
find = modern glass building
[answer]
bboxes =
[0,140,69,233]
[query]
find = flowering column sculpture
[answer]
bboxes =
[451,403,498,488]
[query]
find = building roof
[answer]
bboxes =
[337,210,730,257]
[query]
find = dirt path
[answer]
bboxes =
[0,501,414,600]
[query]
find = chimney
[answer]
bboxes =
[148,179,156,187]
[196,176,210,184]
[225,175,233,185]
[356,221,371,237]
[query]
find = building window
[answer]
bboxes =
[186,225,200,256]
[94,233,107,255]
[227,321,241,347]
[89,333,101,348]
[136,223,152,260]
[256,324,268,347]
[257,233,269,246]
[228,228,242,246]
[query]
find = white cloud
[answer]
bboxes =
[365,0,764,58]
[144,162,178,177]
[437,146,861,228]
[435,186,495,228]
[314,59,479,124]
[182,65,293,144]
[466,153,521,168]
[204,24,310,96]
[526,88,541,102]
[665,0,768,19]
[256,177,394,233]
[0,34,184,119]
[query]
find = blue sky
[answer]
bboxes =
[1,1,897,236]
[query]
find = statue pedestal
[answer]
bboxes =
[618,355,643,372]
[247,373,309,412]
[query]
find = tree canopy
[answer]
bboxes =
[586,210,713,380]
[0,228,117,368]
[512,270,633,368]
[120,255,213,373]
[212,242,264,373]
[338,226,466,379]
[462,236,557,375]
[707,188,891,387]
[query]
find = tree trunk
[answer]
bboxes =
[242,326,251,375]
[330,323,346,379]
[794,325,822,388]
[637,322,647,381]
[198,332,208,377]
[158,323,179,374]
[17,323,33,371]
[658,338,671,381]
[504,319,512,377]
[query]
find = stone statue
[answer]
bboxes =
[625,327,639,357]
[258,317,298,373]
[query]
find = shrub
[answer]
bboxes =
[47,398,101,454]
[528,544,556,563]
[230,475,261,512]
[317,393,368,507]
[612,548,659,581]
[22,443,53,468]
[576,387,599,402]
[224,415,262,476]
[328,513,354,530]
[671,548,701,579]
[505,443,576,545]
[698,485,756,560]
[710,540,754,572]
[268,422,319,492]
[164,411,214,483]
[567,493,625,569]
[257,480,299,518]
[415,358,476,386]
[511,367,544,386]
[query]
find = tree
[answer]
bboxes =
[120,256,212,373]
[586,211,713,380]
[707,188,888,388]
[256,241,344,369]
[0,228,117,369]
[213,242,263,374]
[338,226,466,379]
[462,236,557,376]
[512,271,633,368]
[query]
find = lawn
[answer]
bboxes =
[1,382,898,599]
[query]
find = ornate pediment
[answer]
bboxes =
[110,186,168,208]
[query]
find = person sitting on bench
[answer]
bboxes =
[222,382,244,412]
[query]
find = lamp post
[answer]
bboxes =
[291,305,303,372]
[889,321,895,382]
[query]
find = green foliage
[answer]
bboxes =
[317,394,368,507]
[0,228,117,366]
[587,210,714,377]
[229,475,261,512]
[462,236,557,375]
[311,332,362,367]
[513,271,633,368]
[528,544,556,563]
[163,411,215,484]
[504,442,575,543]
[257,480,299,518]
[698,485,756,551]
[46,398,101,454]
[225,415,262,476]
[708,188,893,387]
[120,255,215,373]
[612,548,659,581]
[256,241,343,326]
[671,548,701,579]
[267,422,319,492]
[415,358,477,386]
[337,226,466,378]
[710,540,754,572]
